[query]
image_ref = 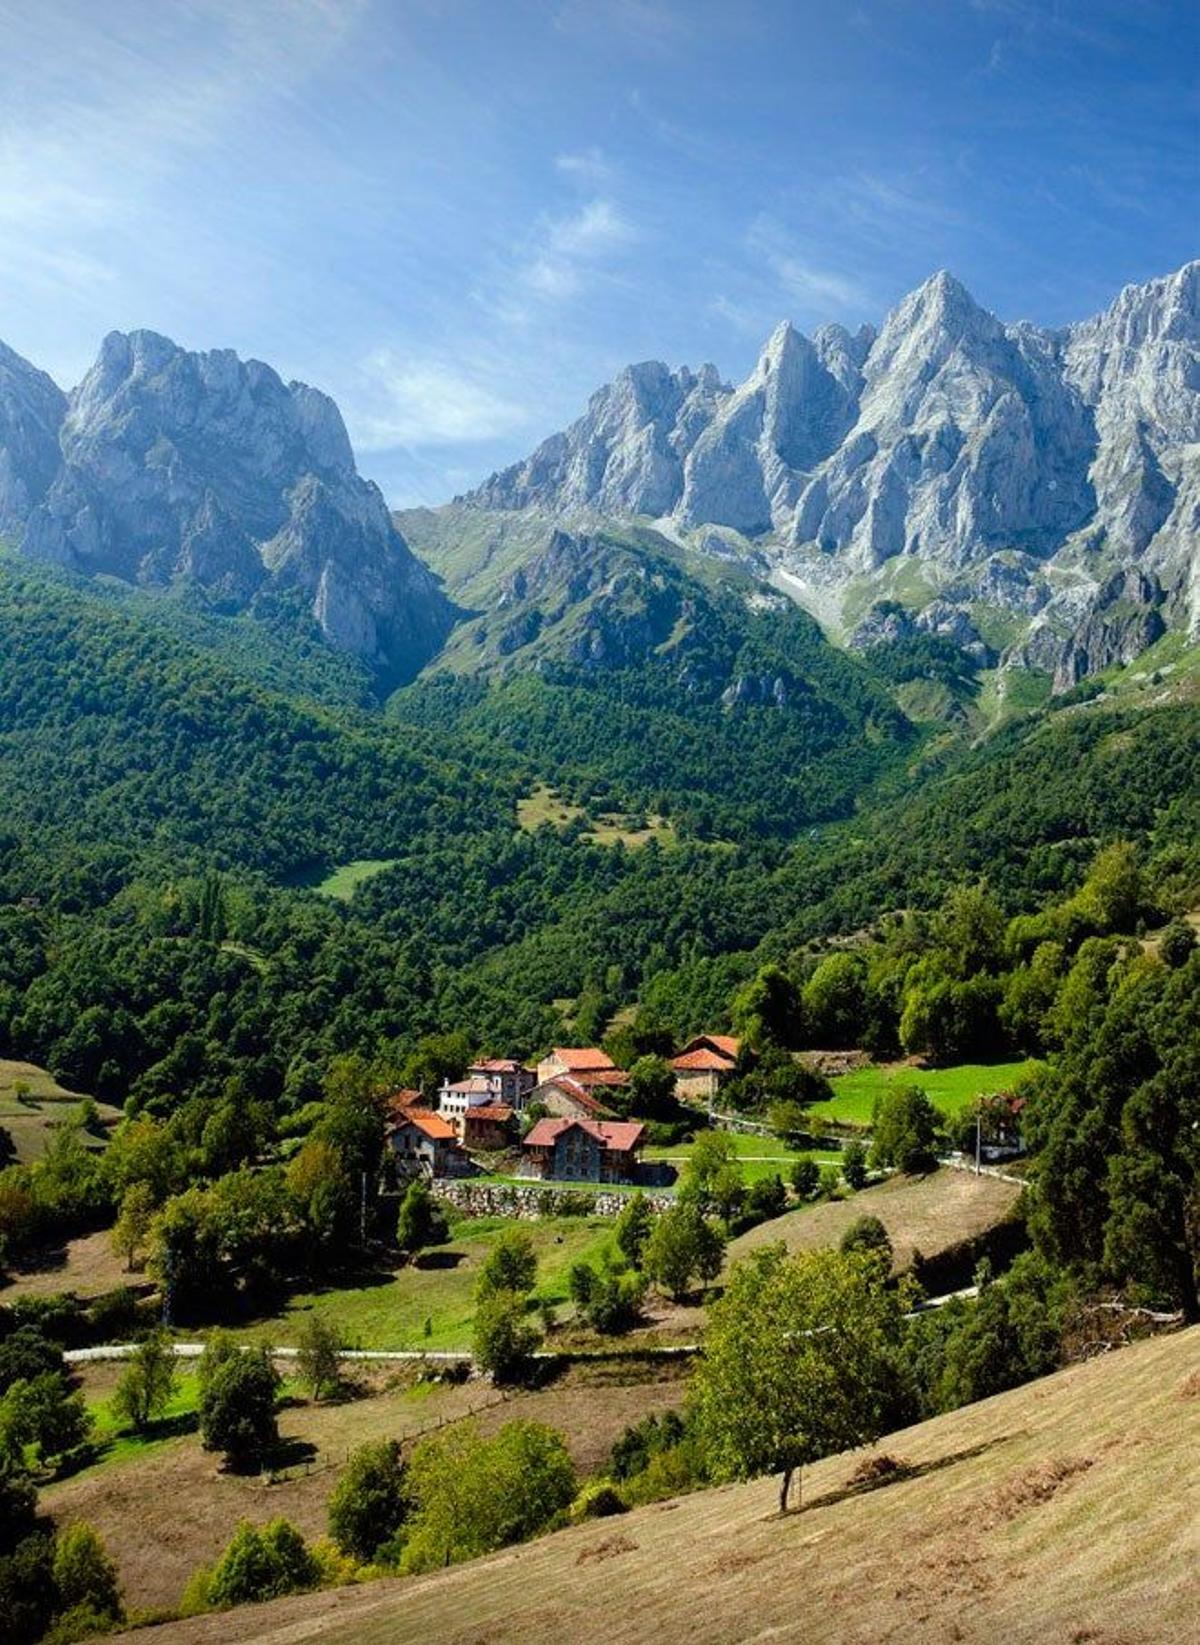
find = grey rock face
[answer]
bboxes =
[465,263,1199,681]
[14,330,454,680]
[0,341,66,542]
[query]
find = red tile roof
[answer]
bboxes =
[550,1047,618,1071]
[671,1048,735,1071]
[523,1117,645,1153]
[385,1087,424,1115]
[463,1104,514,1124]
[537,1077,612,1117]
[471,1059,526,1074]
[570,1067,629,1087]
[678,1034,740,1063]
[392,1110,458,1142]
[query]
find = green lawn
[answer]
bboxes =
[807,1059,1039,1129]
[225,1215,616,1352]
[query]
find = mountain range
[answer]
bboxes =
[0,261,1195,691]
[466,262,1199,686]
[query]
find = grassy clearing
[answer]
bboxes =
[225,1216,616,1353]
[120,1325,1200,1645]
[516,782,676,848]
[643,1131,842,1185]
[311,859,398,900]
[4,1226,135,1299]
[0,1058,120,1165]
[808,1058,1038,1129]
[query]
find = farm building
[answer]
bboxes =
[387,1109,468,1179]
[468,1058,536,1107]
[535,1046,623,1085]
[671,1034,742,1103]
[528,1074,616,1121]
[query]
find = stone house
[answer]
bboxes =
[535,1046,622,1085]
[670,1034,741,1104]
[468,1058,535,1108]
[459,1103,515,1150]
[528,1075,616,1122]
[520,1117,646,1185]
[387,1109,467,1179]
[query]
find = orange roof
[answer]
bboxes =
[385,1087,424,1115]
[678,1034,740,1063]
[671,1048,735,1071]
[550,1047,617,1071]
[571,1067,629,1087]
[463,1104,514,1123]
[392,1110,457,1142]
[471,1058,526,1074]
[523,1117,645,1153]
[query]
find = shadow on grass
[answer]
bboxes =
[413,1250,466,1271]
[779,1433,1022,1520]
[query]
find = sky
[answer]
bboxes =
[0,1,1196,506]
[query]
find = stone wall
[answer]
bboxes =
[431,1179,674,1220]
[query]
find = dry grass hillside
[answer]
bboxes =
[117,1326,1200,1645]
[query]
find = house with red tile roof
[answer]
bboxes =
[520,1117,645,1185]
[460,1103,515,1150]
[535,1046,621,1085]
[467,1058,536,1107]
[670,1034,743,1104]
[529,1074,616,1122]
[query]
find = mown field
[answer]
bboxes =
[110,1325,1200,1645]
[809,1058,1038,1129]
[0,1057,120,1165]
[643,1130,842,1185]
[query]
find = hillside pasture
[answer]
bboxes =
[807,1057,1038,1129]
[109,1324,1200,1645]
[0,1057,119,1166]
[48,1356,686,1615]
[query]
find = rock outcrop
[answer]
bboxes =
[4,330,455,683]
[0,341,66,543]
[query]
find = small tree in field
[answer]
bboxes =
[473,1289,539,1384]
[643,1201,725,1301]
[841,1139,869,1190]
[113,1328,177,1433]
[296,1315,344,1403]
[476,1228,537,1298]
[790,1155,820,1199]
[111,1181,156,1272]
[328,1439,409,1562]
[614,1191,654,1269]
[52,1520,124,1628]
[870,1084,940,1175]
[692,1245,905,1513]
[199,1345,279,1469]
[396,1178,449,1259]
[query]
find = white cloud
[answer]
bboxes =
[512,197,639,307]
[555,146,614,186]
[349,351,532,449]
[747,218,871,313]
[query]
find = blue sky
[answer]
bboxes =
[0,1,1195,505]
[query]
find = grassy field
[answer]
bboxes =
[808,1058,1038,1129]
[0,1057,120,1165]
[113,1325,1200,1645]
[224,1215,617,1353]
[643,1131,842,1186]
[5,1226,136,1299]
[727,1166,1021,1273]
[50,1357,687,1615]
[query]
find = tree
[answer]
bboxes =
[870,1084,939,1175]
[691,1245,906,1512]
[744,1174,788,1224]
[731,964,801,1050]
[401,1420,575,1573]
[643,1201,725,1301]
[52,1521,123,1627]
[400,1033,471,1102]
[477,1228,537,1298]
[198,1346,279,1468]
[613,1191,654,1269]
[679,1131,744,1220]
[286,1138,356,1257]
[473,1289,539,1383]
[328,1439,409,1563]
[112,1329,177,1433]
[841,1139,868,1190]
[1069,841,1142,935]
[0,1531,56,1645]
[205,1518,319,1608]
[626,1055,676,1120]
[0,1373,91,1471]
[801,952,867,1048]
[839,1214,893,1267]
[789,1155,820,1199]
[396,1178,449,1259]
[1159,921,1197,969]
[111,1181,156,1273]
[295,1315,344,1402]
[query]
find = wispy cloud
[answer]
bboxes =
[555,146,614,186]
[747,218,872,313]
[505,196,640,314]
[349,351,532,449]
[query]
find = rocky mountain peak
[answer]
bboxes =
[0,340,66,542]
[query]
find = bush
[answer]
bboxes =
[613,1192,654,1268]
[0,1532,56,1645]
[395,1179,449,1258]
[743,1174,788,1226]
[205,1518,319,1608]
[112,1329,177,1432]
[841,1139,869,1190]
[1159,920,1197,968]
[295,1315,344,1402]
[608,1408,686,1480]
[569,1264,646,1334]
[327,1440,408,1563]
[0,1326,63,1395]
[643,1201,725,1301]
[477,1229,537,1297]
[198,1346,279,1468]
[839,1215,893,1266]
[569,1481,627,1521]
[472,1289,540,1383]
[870,1084,940,1175]
[51,1521,122,1626]
[790,1155,820,1199]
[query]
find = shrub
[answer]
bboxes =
[0,1532,57,1645]
[839,1215,893,1266]
[51,1521,123,1625]
[473,1289,540,1383]
[841,1139,869,1190]
[613,1192,654,1269]
[789,1155,820,1199]
[744,1174,788,1226]
[295,1315,344,1402]
[205,1518,319,1608]
[1159,920,1197,968]
[328,1440,408,1563]
[569,1481,627,1522]
[112,1329,177,1433]
[395,1178,449,1258]
[476,1229,537,1297]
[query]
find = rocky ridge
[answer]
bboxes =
[467,263,1200,684]
[0,329,455,683]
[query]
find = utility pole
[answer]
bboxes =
[975,1112,982,1175]
[360,1170,368,1245]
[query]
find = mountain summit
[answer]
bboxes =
[466,264,1200,682]
[1,330,455,683]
